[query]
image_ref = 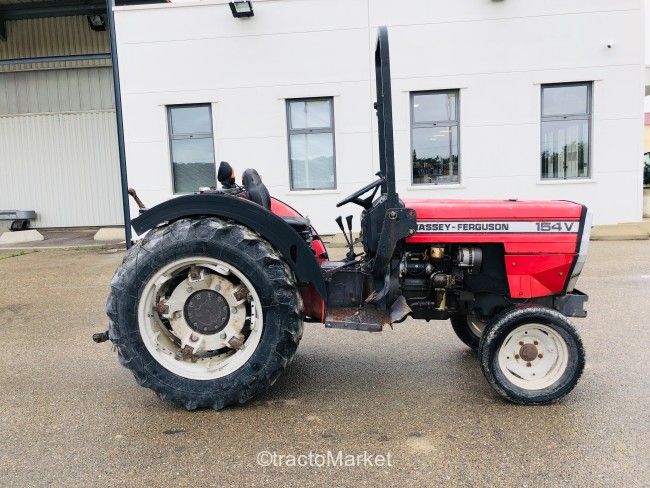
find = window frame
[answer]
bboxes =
[166,103,216,195]
[409,89,461,186]
[285,97,337,191]
[540,82,592,180]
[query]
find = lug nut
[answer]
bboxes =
[538,353,543,359]
[519,341,524,346]
[533,340,539,346]
[526,362,532,367]
[514,354,520,359]
[190,334,198,342]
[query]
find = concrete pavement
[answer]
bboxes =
[0,242,648,487]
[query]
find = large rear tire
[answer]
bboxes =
[106,217,303,410]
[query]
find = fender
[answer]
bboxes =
[131,193,326,302]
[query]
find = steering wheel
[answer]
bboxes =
[336,176,385,209]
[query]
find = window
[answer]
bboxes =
[167,104,216,193]
[410,90,460,185]
[541,83,591,179]
[286,98,336,190]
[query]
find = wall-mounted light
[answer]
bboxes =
[229,1,254,18]
[87,14,107,32]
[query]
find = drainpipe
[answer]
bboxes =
[106,0,132,248]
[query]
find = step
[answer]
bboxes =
[325,306,389,332]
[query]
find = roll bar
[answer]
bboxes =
[374,26,397,202]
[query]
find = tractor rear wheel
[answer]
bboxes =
[106,217,303,410]
[450,313,485,351]
[479,306,585,405]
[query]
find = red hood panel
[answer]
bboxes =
[403,199,587,298]
[403,199,583,221]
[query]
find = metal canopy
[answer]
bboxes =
[0,0,166,21]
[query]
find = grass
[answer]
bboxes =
[0,250,27,260]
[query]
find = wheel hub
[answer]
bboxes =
[519,343,539,362]
[497,323,570,390]
[138,257,264,381]
[184,289,230,335]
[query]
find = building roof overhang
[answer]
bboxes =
[0,0,167,21]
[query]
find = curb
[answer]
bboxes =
[0,229,44,245]
[591,222,650,241]
[94,227,126,242]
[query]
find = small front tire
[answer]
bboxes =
[450,313,485,351]
[479,306,585,405]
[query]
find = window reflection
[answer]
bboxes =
[411,90,460,185]
[287,98,336,190]
[541,83,591,179]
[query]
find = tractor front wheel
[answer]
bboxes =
[106,217,303,410]
[479,306,585,405]
[450,313,486,351]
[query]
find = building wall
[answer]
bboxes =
[0,68,123,227]
[114,0,645,234]
[0,16,122,228]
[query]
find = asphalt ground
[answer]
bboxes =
[0,241,648,487]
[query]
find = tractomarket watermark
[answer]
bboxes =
[256,450,393,468]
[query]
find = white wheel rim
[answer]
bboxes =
[137,257,263,381]
[468,315,485,337]
[497,323,569,390]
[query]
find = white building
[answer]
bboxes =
[3,1,645,234]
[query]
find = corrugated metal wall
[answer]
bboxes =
[0,67,115,114]
[0,16,110,72]
[0,67,123,227]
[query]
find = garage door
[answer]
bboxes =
[0,67,123,227]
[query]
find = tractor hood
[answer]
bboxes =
[403,198,592,297]
[403,198,584,222]
[404,198,589,256]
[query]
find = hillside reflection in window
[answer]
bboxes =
[411,90,460,185]
[167,104,216,193]
[541,83,591,179]
[287,98,336,190]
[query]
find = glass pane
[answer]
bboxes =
[541,119,589,179]
[289,100,306,129]
[412,126,459,184]
[170,105,212,135]
[171,138,216,193]
[412,92,457,123]
[542,84,589,116]
[306,100,331,128]
[289,99,332,129]
[290,132,335,189]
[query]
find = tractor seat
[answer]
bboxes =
[241,168,271,210]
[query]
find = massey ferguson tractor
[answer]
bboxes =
[98,27,590,409]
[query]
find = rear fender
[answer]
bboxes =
[131,194,326,313]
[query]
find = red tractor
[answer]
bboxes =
[99,27,590,409]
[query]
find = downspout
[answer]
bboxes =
[107,0,132,248]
